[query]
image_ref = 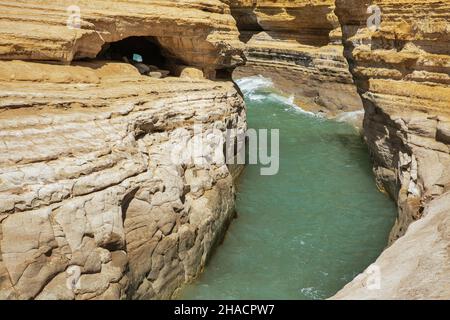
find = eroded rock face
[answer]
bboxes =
[332,192,450,299]
[0,1,246,300]
[332,0,450,299]
[0,60,246,300]
[0,0,245,78]
[224,0,364,118]
[1,0,449,301]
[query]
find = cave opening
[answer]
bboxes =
[216,68,234,80]
[96,36,169,71]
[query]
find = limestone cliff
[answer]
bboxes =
[1,0,449,301]
[0,0,244,78]
[332,0,450,299]
[0,1,246,299]
[227,0,450,300]
[224,0,364,117]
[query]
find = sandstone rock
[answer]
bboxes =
[1,0,448,301]
[227,0,364,117]
[149,72,163,79]
[133,63,151,75]
[0,1,246,300]
[0,0,245,78]
[159,70,171,77]
[0,59,246,299]
[332,0,450,299]
[332,192,450,300]
[437,121,450,145]
[180,67,205,80]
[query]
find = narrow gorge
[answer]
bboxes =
[0,0,449,300]
[225,0,364,119]
[180,75,397,300]
[0,0,246,300]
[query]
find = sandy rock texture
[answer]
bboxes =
[333,191,450,299]
[224,0,363,118]
[332,0,450,299]
[0,0,245,78]
[0,1,246,300]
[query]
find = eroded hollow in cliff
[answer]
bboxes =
[97,36,168,69]
[227,6,334,47]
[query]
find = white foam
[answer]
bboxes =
[267,93,295,106]
[236,75,323,119]
[235,75,324,119]
[285,104,321,118]
[235,75,273,95]
[335,110,364,122]
[247,93,267,102]
[300,287,323,299]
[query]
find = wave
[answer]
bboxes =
[235,75,323,118]
[235,75,274,95]
[335,110,365,123]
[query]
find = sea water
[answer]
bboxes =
[180,76,397,300]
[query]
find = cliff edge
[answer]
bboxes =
[332,0,450,299]
[0,0,246,300]
[224,0,364,118]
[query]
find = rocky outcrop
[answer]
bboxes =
[224,0,363,118]
[332,0,450,299]
[1,0,449,301]
[0,1,246,299]
[225,0,450,300]
[332,191,450,299]
[0,0,244,79]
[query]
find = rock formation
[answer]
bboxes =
[1,0,449,301]
[332,0,450,299]
[224,0,364,118]
[223,0,449,300]
[0,0,245,78]
[0,0,246,299]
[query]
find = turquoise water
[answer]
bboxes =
[180,76,397,300]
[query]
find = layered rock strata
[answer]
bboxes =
[0,1,246,300]
[0,0,245,78]
[224,0,364,117]
[1,0,449,301]
[333,0,450,299]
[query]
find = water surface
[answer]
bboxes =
[181,76,396,299]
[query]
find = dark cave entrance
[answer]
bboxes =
[97,36,168,69]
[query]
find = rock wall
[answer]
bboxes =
[332,0,450,299]
[224,0,364,118]
[1,0,449,301]
[0,0,245,78]
[0,1,246,299]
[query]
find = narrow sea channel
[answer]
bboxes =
[180,76,397,299]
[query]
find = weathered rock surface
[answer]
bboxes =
[0,0,245,79]
[332,0,450,299]
[225,0,450,300]
[0,1,246,300]
[1,0,449,301]
[224,0,364,118]
[332,191,450,299]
